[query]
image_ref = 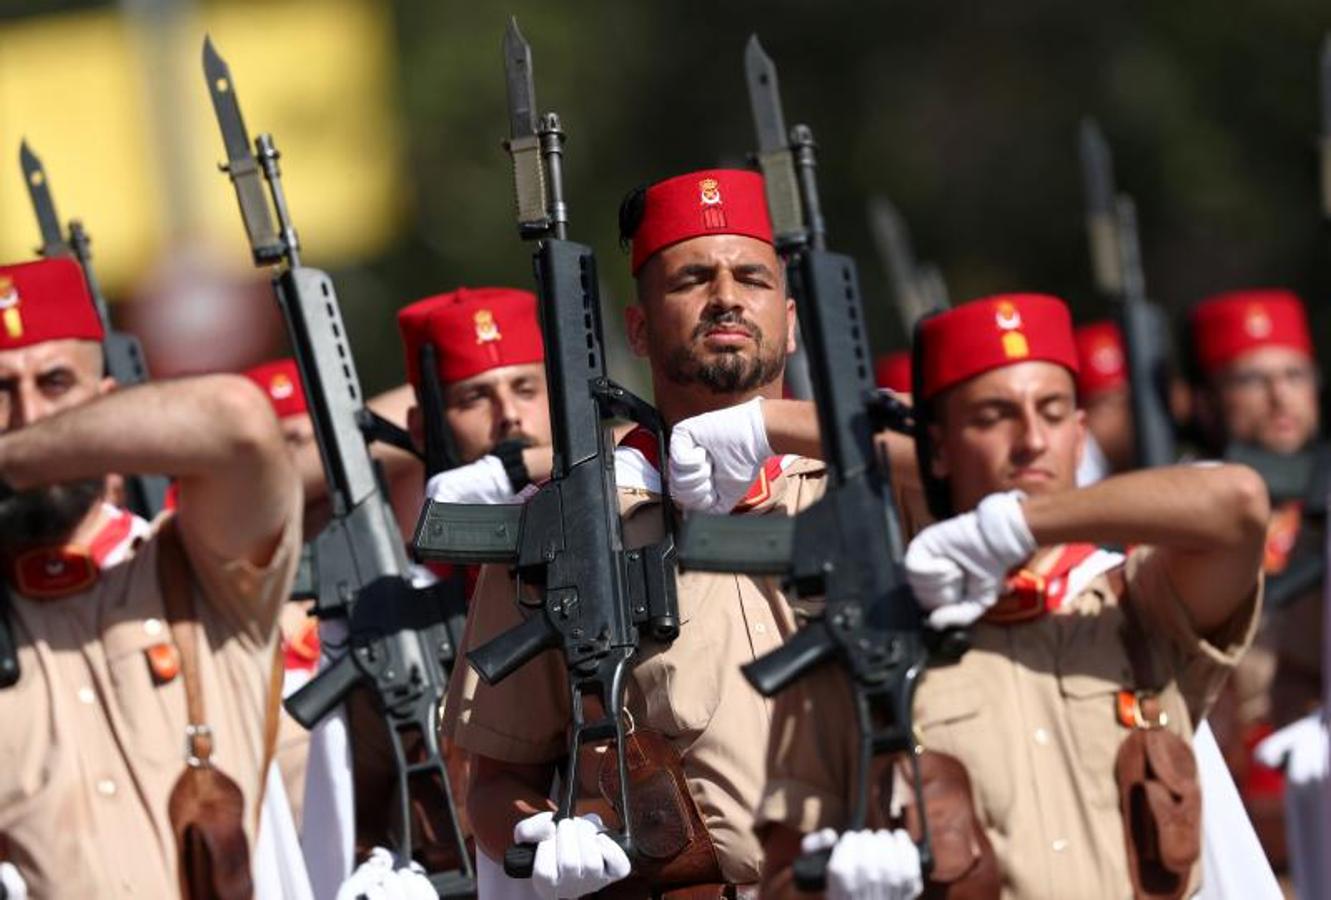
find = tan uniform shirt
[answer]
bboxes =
[757,546,1261,900]
[0,501,301,898]
[447,458,827,884]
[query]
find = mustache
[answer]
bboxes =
[691,309,760,343]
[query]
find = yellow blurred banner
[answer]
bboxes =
[0,0,404,295]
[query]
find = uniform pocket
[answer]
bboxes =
[1058,667,1128,811]
[103,617,184,768]
[915,678,1011,825]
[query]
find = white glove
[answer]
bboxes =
[904,490,1036,629]
[0,863,27,900]
[669,397,771,514]
[801,827,923,900]
[335,846,436,900]
[516,811,631,900]
[1255,712,1329,786]
[427,454,519,505]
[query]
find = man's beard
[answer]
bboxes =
[0,479,104,555]
[663,309,785,395]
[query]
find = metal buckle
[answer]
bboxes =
[184,723,213,767]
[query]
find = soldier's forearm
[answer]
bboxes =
[467,756,558,862]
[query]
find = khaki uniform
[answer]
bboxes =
[447,458,827,884]
[757,546,1261,900]
[0,500,301,898]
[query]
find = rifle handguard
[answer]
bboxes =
[283,651,358,729]
[678,515,794,574]
[741,619,836,697]
[413,500,523,564]
[503,842,538,878]
[467,611,561,686]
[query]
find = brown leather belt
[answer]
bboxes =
[595,882,758,899]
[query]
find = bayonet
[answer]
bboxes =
[1079,117,1122,295]
[503,18,549,236]
[745,36,804,249]
[202,36,283,263]
[20,141,68,258]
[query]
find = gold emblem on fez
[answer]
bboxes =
[1091,340,1123,374]
[1244,306,1273,339]
[474,309,502,344]
[994,300,1029,360]
[699,178,722,206]
[0,276,23,339]
[269,372,296,400]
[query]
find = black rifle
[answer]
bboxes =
[1078,119,1177,468]
[18,141,169,518]
[412,18,679,879]
[866,195,950,334]
[677,36,965,890]
[202,38,473,895]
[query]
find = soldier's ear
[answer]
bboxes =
[624,304,649,358]
[98,375,117,397]
[784,297,797,355]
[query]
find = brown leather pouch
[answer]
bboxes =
[876,751,1000,899]
[1115,594,1201,900]
[595,728,723,893]
[158,521,254,900]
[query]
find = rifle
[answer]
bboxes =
[1077,119,1177,468]
[677,36,965,890]
[411,18,679,878]
[18,141,169,519]
[202,38,473,895]
[866,194,949,334]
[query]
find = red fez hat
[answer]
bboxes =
[874,351,913,394]
[917,294,1079,400]
[397,286,544,390]
[1073,321,1127,398]
[630,169,773,274]
[0,257,103,351]
[244,358,308,419]
[1190,289,1313,376]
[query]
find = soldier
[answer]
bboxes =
[0,256,301,897]
[1073,320,1133,476]
[447,168,830,898]
[742,293,1265,898]
[1186,288,1326,884]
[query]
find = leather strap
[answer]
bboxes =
[157,520,213,764]
[1117,572,1167,730]
[253,640,285,827]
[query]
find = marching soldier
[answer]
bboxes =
[1186,288,1327,884]
[447,168,830,898]
[739,293,1266,898]
[0,256,302,897]
[1073,320,1133,476]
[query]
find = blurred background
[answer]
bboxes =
[1,0,1327,396]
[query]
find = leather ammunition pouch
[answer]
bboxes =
[593,728,726,898]
[873,750,1001,899]
[1114,595,1200,900]
[159,521,254,900]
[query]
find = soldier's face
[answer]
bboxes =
[0,339,108,433]
[1082,386,1135,473]
[442,363,551,463]
[627,234,795,396]
[1213,347,1319,455]
[930,361,1085,513]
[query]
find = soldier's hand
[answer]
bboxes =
[904,490,1035,629]
[0,862,27,900]
[1255,711,1329,787]
[803,827,923,900]
[669,397,771,514]
[334,846,435,900]
[516,811,631,899]
[427,454,522,504]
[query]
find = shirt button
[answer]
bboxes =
[753,622,768,634]
[1033,727,1050,745]
[96,778,118,797]
[143,618,164,637]
[77,686,96,705]
[1051,838,1069,853]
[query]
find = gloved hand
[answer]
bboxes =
[334,846,436,900]
[427,454,520,505]
[0,862,28,900]
[1255,712,1329,786]
[516,811,631,900]
[669,397,771,514]
[801,827,923,900]
[904,490,1036,629]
